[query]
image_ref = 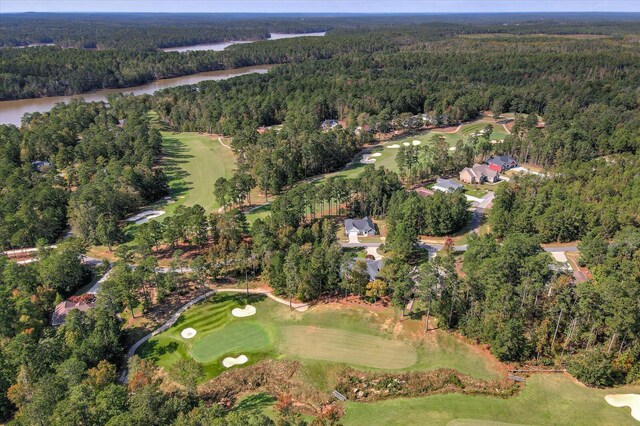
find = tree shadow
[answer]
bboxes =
[162,137,194,199]
[136,339,179,363]
[233,392,276,413]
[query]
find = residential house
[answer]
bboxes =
[432,178,463,193]
[31,160,52,172]
[52,294,96,326]
[487,155,517,172]
[344,217,376,236]
[365,259,384,281]
[460,164,500,184]
[321,119,340,131]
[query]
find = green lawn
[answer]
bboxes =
[342,374,640,426]
[160,131,237,216]
[245,203,272,224]
[138,293,505,382]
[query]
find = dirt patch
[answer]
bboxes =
[198,359,332,416]
[336,368,518,402]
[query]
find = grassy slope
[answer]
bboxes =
[342,374,640,426]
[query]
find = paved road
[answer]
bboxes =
[341,241,577,254]
[468,191,495,235]
[469,208,485,235]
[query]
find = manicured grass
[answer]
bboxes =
[341,374,640,426]
[245,203,272,224]
[280,325,418,369]
[191,321,270,363]
[138,293,272,379]
[139,293,505,382]
[161,131,237,215]
[463,186,488,198]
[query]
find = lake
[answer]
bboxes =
[0,65,273,126]
[161,31,326,52]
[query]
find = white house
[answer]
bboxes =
[344,217,376,236]
[432,178,463,193]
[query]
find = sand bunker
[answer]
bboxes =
[361,158,377,164]
[403,142,410,146]
[126,210,165,224]
[605,394,640,421]
[449,147,457,151]
[370,152,382,157]
[181,328,197,339]
[387,144,400,149]
[222,355,248,368]
[232,305,257,318]
[412,140,422,145]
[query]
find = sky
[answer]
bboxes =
[1,0,639,14]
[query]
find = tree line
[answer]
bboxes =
[489,154,639,243]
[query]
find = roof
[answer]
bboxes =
[487,155,516,167]
[31,160,52,171]
[434,178,463,191]
[344,217,375,234]
[322,119,339,129]
[462,164,499,180]
[365,259,384,280]
[52,297,96,326]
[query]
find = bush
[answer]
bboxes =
[567,350,619,387]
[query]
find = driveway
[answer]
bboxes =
[365,246,383,260]
[348,232,360,244]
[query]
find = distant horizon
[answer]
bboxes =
[2,1,639,14]
[4,11,640,15]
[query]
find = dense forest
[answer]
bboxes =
[2,14,640,99]
[415,229,639,387]
[3,13,638,49]
[0,99,166,249]
[489,154,640,243]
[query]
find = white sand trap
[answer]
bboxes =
[387,144,400,149]
[181,328,197,339]
[222,355,248,368]
[403,142,410,146]
[232,305,257,317]
[449,147,457,151]
[412,140,422,145]
[126,210,165,224]
[361,158,377,164]
[605,394,640,421]
[370,152,382,157]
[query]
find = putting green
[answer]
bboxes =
[139,293,504,383]
[280,325,417,369]
[191,321,270,363]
